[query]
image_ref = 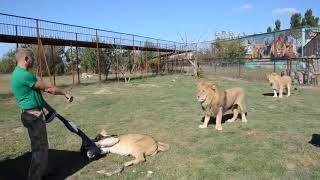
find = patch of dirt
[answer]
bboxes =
[93,88,113,95]
[137,84,159,88]
[298,154,320,169]
[223,153,237,162]
[80,90,90,93]
[96,166,124,176]
[267,105,277,109]
[221,76,248,82]
[11,127,23,134]
[297,86,320,90]
[286,162,296,170]
[240,129,266,137]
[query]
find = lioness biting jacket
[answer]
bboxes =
[93,129,169,167]
[197,80,247,130]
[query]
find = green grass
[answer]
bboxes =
[1,73,320,179]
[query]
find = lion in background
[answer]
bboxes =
[267,72,292,98]
[197,80,247,131]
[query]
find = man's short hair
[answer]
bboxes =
[15,48,34,61]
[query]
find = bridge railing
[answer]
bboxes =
[0,12,185,51]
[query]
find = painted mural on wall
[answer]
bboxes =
[240,29,317,59]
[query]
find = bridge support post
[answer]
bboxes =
[95,29,101,81]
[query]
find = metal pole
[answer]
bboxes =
[157,39,160,74]
[70,44,75,86]
[36,19,43,80]
[273,31,276,72]
[238,59,241,77]
[301,28,305,57]
[75,33,80,84]
[140,41,143,75]
[133,35,135,77]
[51,45,56,86]
[165,44,168,72]
[15,25,18,48]
[174,44,177,72]
[96,29,101,81]
[114,38,119,81]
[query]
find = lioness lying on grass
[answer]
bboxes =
[92,129,169,167]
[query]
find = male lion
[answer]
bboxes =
[197,80,247,131]
[92,129,169,167]
[267,72,292,98]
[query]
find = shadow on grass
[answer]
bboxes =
[309,134,320,147]
[0,149,91,180]
[262,92,288,96]
[200,113,247,124]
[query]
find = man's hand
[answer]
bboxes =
[45,87,59,95]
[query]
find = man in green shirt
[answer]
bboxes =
[10,48,73,180]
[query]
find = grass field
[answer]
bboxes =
[1,73,320,179]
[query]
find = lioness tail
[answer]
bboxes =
[157,142,169,152]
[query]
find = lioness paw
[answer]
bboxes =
[215,126,223,131]
[226,119,235,123]
[124,161,133,167]
[199,124,208,128]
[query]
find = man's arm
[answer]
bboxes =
[33,80,73,102]
[33,80,52,91]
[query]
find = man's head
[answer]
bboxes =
[15,48,35,69]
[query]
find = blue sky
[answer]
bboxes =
[0,0,319,56]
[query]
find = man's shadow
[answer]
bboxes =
[200,113,245,124]
[0,149,92,180]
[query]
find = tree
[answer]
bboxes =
[0,49,16,73]
[20,44,65,77]
[267,26,272,33]
[301,9,319,27]
[78,48,97,73]
[274,19,281,31]
[142,41,158,73]
[213,40,246,63]
[290,13,302,28]
[100,48,116,80]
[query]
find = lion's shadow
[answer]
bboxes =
[0,149,92,180]
[262,92,288,96]
[201,113,246,124]
[309,134,320,147]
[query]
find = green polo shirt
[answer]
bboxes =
[10,66,46,110]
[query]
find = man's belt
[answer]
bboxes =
[22,108,42,113]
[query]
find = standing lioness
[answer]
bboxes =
[267,72,292,98]
[197,80,247,130]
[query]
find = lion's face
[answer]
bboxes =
[197,88,208,102]
[197,81,216,102]
[93,129,118,142]
[267,73,279,89]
